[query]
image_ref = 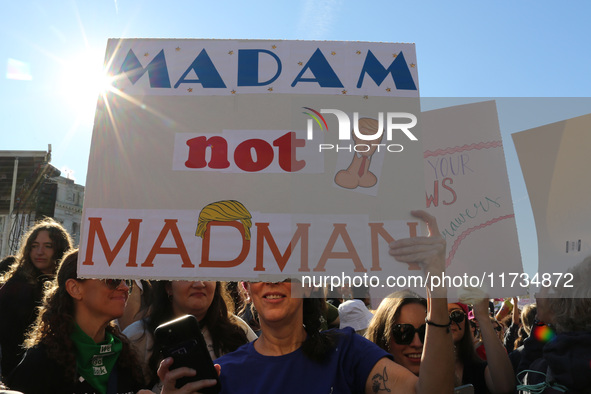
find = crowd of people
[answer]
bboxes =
[0,214,589,394]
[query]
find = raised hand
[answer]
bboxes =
[389,210,446,277]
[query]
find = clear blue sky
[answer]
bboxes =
[2,0,591,276]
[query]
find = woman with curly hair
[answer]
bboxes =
[0,218,73,378]
[123,280,257,388]
[6,250,145,393]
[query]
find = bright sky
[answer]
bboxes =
[2,0,591,276]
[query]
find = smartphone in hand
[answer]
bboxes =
[154,314,221,393]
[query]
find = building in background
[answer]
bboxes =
[0,147,84,258]
[54,175,84,246]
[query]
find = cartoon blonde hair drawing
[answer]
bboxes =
[196,200,252,240]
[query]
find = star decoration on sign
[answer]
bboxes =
[298,61,303,66]
[267,87,273,92]
[341,90,347,94]
[231,90,236,94]
[410,63,416,68]
[393,53,398,58]
[228,50,234,55]
[356,50,361,55]
[272,45,277,49]
[144,53,149,57]
[175,47,181,52]
[386,88,391,92]
[187,88,193,92]
[363,95,369,100]
[331,51,336,55]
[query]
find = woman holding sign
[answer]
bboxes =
[367,295,515,392]
[158,210,456,394]
[6,250,145,393]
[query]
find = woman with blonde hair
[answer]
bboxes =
[365,290,428,376]
[367,291,515,393]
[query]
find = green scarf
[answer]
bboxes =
[71,324,122,394]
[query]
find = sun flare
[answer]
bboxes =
[58,49,114,120]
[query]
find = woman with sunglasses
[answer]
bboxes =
[6,250,145,393]
[448,301,515,393]
[365,290,428,376]
[157,210,456,394]
[368,296,513,393]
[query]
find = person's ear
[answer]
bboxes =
[301,283,312,298]
[164,282,173,299]
[66,278,83,300]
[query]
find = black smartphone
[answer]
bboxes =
[154,314,221,393]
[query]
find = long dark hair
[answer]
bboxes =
[145,281,249,385]
[1,218,73,285]
[453,308,481,365]
[301,296,338,362]
[246,285,338,363]
[24,250,144,384]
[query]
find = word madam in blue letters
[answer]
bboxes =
[116,47,417,91]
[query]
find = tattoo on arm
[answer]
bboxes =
[371,366,391,393]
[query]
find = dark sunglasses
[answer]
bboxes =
[450,309,466,323]
[101,279,133,292]
[533,319,550,327]
[392,323,426,345]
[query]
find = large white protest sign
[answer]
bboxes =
[512,113,591,292]
[421,101,523,299]
[79,39,426,283]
